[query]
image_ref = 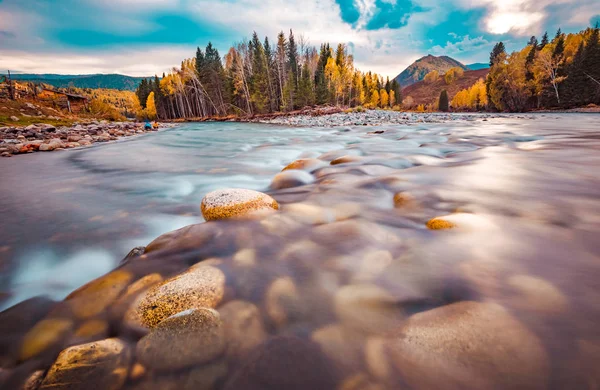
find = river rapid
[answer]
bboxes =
[1,113,599,389]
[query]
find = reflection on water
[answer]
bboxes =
[1,114,600,389]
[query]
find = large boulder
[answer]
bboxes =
[127,265,225,328]
[385,301,549,389]
[201,189,279,221]
[136,308,225,371]
[39,338,130,390]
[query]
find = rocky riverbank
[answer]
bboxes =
[0,121,173,157]
[256,109,513,127]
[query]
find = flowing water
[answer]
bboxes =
[1,114,600,389]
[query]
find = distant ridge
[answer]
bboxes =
[10,73,149,91]
[394,55,468,87]
[466,63,489,70]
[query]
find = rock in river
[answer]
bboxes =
[40,338,130,390]
[269,170,315,190]
[127,265,225,328]
[385,301,549,389]
[201,188,279,221]
[136,308,225,371]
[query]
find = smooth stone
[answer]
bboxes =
[20,318,73,361]
[218,300,267,359]
[282,158,326,172]
[284,203,336,225]
[311,324,363,373]
[38,143,54,152]
[224,336,339,390]
[65,269,133,319]
[136,308,225,371]
[39,338,130,390]
[264,277,303,328]
[393,191,415,207]
[128,361,227,390]
[73,319,109,340]
[22,370,45,390]
[387,301,549,390]
[426,213,494,231]
[330,155,365,165]
[128,265,225,328]
[334,284,403,334]
[365,336,394,383]
[201,188,279,221]
[338,373,386,390]
[269,170,315,190]
[507,274,568,314]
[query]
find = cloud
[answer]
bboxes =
[0,0,594,78]
[430,34,490,56]
[0,46,193,76]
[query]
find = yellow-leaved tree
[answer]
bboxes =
[146,92,157,120]
[380,89,389,108]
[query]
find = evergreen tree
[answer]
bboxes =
[275,32,288,110]
[249,32,269,113]
[391,79,402,107]
[385,77,391,94]
[489,42,506,66]
[439,89,449,112]
[286,29,299,110]
[554,28,562,40]
[539,32,549,49]
[314,43,331,104]
[263,37,277,112]
[297,62,315,107]
[527,36,538,47]
[581,25,600,103]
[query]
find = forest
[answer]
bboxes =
[136,25,600,118]
[134,30,402,120]
[476,25,600,111]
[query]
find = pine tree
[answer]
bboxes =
[249,32,269,113]
[286,29,299,110]
[527,36,538,47]
[275,32,287,110]
[298,62,315,107]
[314,43,331,104]
[263,37,277,112]
[581,25,600,103]
[439,89,449,112]
[391,79,402,107]
[489,42,506,66]
[539,32,549,49]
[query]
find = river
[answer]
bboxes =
[1,113,599,389]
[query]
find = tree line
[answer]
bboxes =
[485,25,600,111]
[135,30,402,120]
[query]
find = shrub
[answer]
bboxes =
[439,89,449,112]
[88,98,125,121]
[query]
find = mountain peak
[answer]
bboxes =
[394,55,467,87]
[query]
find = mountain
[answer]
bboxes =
[394,55,468,87]
[402,68,489,107]
[466,63,489,70]
[10,74,149,91]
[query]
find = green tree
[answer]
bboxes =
[249,32,269,113]
[439,89,449,111]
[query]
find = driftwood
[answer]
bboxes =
[169,105,345,123]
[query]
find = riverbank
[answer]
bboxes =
[0,121,174,157]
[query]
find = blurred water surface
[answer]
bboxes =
[1,114,600,389]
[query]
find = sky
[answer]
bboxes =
[0,0,598,78]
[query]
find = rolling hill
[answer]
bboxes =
[466,63,489,70]
[402,68,489,107]
[394,55,468,87]
[10,74,149,91]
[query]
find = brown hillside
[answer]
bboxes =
[402,68,489,108]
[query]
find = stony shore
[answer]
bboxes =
[255,109,514,127]
[0,121,173,157]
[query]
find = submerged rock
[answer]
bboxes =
[218,300,267,359]
[127,265,225,328]
[65,269,133,319]
[282,158,326,172]
[19,318,73,361]
[269,170,315,190]
[224,336,339,390]
[201,188,279,221]
[385,301,549,389]
[40,338,130,390]
[136,308,225,371]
